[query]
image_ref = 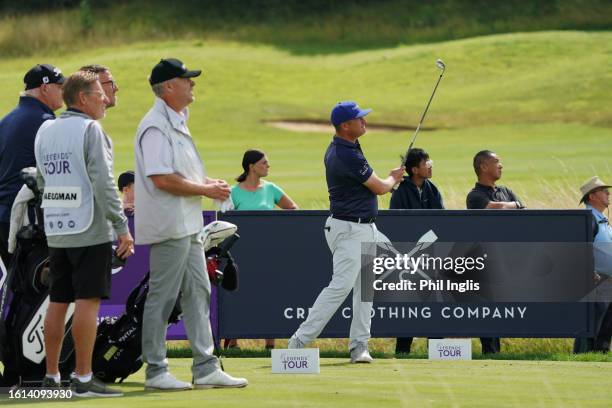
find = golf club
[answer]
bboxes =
[394,59,446,189]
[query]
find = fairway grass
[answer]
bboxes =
[2,358,611,407]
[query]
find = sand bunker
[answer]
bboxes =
[265,120,430,133]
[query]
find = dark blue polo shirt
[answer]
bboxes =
[0,96,55,223]
[325,136,376,218]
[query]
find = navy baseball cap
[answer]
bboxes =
[149,58,202,85]
[23,64,65,90]
[330,101,372,127]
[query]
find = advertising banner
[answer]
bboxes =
[217,210,596,338]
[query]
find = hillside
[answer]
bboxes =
[0,31,610,209]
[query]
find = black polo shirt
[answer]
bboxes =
[325,136,376,218]
[0,96,55,223]
[466,182,520,209]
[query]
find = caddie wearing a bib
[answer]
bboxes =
[35,71,134,397]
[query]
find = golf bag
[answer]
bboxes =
[206,233,240,292]
[0,170,75,386]
[91,233,240,383]
[92,272,183,383]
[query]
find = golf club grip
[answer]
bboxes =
[392,140,414,191]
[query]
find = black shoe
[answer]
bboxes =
[41,377,61,388]
[71,377,123,398]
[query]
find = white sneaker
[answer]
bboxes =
[144,372,192,391]
[194,370,248,389]
[350,344,373,363]
[288,335,305,349]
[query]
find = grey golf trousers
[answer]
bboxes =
[293,216,390,351]
[142,233,219,380]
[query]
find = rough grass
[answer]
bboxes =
[1,1,612,57]
[2,358,612,407]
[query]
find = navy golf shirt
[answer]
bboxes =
[325,136,376,219]
[0,96,55,223]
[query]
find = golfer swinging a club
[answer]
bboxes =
[288,101,404,363]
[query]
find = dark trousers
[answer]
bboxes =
[395,337,413,354]
[574,302,612,353]
[480,337,501,354]
[0,222,11,270]
[396,337,443,354]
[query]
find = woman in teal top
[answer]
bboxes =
[231,149,298,211]
[226,149,297,350]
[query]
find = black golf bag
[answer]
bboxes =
[206,233,240,292]
[91,233,240,383]
[92,272,183,383]
[0,170,75,386]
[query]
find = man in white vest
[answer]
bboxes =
[35,71,134,397]
[135,58,248,391]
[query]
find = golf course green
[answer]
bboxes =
[1,13,611,404]
[2,358,612,407]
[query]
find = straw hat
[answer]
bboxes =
[579,176,611,204]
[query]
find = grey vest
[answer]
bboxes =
[134,98,206,245]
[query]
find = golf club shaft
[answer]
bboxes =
[403,71,444,166]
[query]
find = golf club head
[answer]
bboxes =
[436,59,446,72]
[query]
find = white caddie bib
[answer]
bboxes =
[35,116,95,236]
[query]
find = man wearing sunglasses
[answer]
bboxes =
[35,71,134,396]
[389,147,444,355]
[80,65,119,108]
[390,148,443,211]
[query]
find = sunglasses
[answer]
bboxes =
[101,79,118,90]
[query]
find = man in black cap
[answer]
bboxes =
[135,58,247,390]
[0,64,65,266]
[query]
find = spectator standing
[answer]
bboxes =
[0,64,64,266]
[36,71,134,396]
[135,58,247,390]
